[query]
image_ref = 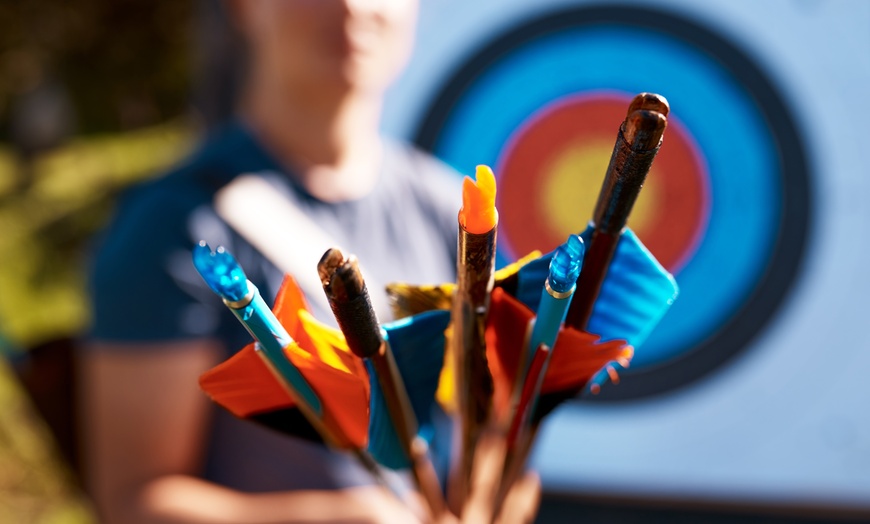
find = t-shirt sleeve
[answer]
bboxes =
[88,186,225,343]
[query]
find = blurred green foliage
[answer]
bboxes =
[0,0,200,347]
[0,2,201,520]
[0,0,193,136]
[0,121,196,347]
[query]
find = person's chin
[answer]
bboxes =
[301,53,393,96]
[336,58,392,94]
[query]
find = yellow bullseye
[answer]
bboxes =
[540,141,659,240]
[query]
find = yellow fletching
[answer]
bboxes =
[435,323,457,413]
[493,250,542,281]
[296,309,355,374]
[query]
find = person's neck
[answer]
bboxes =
[240,80,384,203]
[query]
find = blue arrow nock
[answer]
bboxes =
[192,241,250,303]
[548,234,585,294]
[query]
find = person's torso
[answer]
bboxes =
[156,122,460,491]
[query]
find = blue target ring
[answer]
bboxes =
[415,6,811,398]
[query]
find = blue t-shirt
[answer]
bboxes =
[88,121,461,492]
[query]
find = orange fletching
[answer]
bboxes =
[199,343,294,418]
[459,165,498,234]
[283,340,370,449]
[198,276,371,450]
[272,275,314,350]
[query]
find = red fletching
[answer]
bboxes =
[545,327,633,394]
[486,287,534,419]
[485,288,633,420]
[506,343,549,448]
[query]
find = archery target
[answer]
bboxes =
[413,5,811,398]
[497,92,709,275]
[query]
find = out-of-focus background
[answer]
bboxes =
[1,1,196,522]
[0,0,867,522]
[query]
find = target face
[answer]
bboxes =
[498,93,709,274]
[415,6,811,398]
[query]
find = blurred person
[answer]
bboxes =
[80,1,539,522]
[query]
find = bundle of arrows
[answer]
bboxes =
[194,93,679,522]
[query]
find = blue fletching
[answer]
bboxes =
[548,234,584,293]
[364,359,403,468]
[192,241,249,302]
[514,254,551,310]
[512,227,678,348]
[367,309,451,470]
[583,227,678,347]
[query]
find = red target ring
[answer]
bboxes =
[496,93,709,273]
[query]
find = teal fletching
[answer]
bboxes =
[512,227,678,348]
[366,309,451,470]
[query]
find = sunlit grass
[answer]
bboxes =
[0,359,95,523]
